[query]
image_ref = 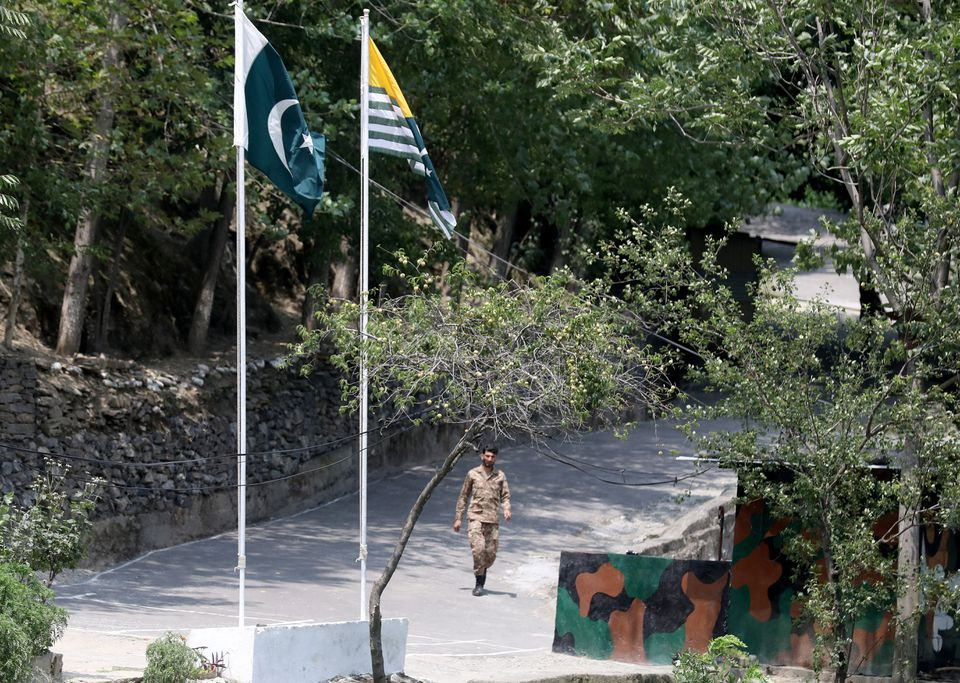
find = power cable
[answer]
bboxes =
[536,445,715,487]
[57,452,356,495]
[326,146,705,362]
[0,427,365,467]
[535,439,693,478]
[9,418,423,495]
[0,402,446,467]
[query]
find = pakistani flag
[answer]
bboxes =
[367,38,455,239]
[234,11,325,216]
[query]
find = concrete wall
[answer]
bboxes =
[187,618,408,683]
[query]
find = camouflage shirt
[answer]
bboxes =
[455,466,511,524]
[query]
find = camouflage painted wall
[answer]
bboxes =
[552,552,730,664]
[919,526,960,674]
[552,509,959,672]
[726,498,895,676]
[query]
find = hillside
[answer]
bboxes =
[2,220,307,364]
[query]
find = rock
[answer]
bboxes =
[28,649,62,683]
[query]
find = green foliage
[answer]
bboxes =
[0,0,789,357]
[0,462,102,586]
[0,173,21,232]
[292,247,679,681]
[0,4,28,39]
[673,635,770,683]
[602,196,960,678]
[143,632,201,683]
[534,0,960,325]
[293,251,673,441]
[0,563,67,683]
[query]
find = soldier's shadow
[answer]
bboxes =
[459,587,517,598]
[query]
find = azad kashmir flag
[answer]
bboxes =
[367,38,455,239]
[234,11,325,216]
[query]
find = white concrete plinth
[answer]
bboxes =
[187,618,408,683]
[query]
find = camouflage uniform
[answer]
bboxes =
[455,465,511,574]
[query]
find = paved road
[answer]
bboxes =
[53,419,738,682]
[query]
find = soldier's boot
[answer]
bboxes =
[472,572,485,596]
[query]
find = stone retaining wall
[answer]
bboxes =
[0,352,460,567]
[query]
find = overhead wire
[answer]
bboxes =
[0,397,450,470]
[326,147,705,362]
[2,151,710,497]
[0,424,373,467]
[6,417,424,495]
[324,146,715,486]
[534,439,715,487]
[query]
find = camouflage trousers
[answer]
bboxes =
[468,520,499,574]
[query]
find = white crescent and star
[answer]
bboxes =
[300,133,314,153]
[267,98,300,175]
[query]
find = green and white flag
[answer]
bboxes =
[234,11,324,216]
[367,38,455,239]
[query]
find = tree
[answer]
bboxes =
[0,3,27,348]
[291,254,674,682]
[0,461,100,682]
[0,0,784,358]
[602,196,960,681]
[187,175,234,355]
[0,0,239,355]
[0,563,66,683]
[0,174,23,348]
[55,4,127,355]
[0,462,102,587]
[533,3,960,678]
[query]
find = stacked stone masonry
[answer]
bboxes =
[0,353,456,566]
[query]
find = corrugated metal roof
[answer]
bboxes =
[741,203,847,247]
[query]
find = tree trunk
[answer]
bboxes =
[450,196,470,258]
[368,428,478,682]
[300,245,329,331]
[819,533,849,683]
[55,7,126,356]
[3,227,26,349]
[894,426,921,683]
[330,235,356,301]
[894,7,941,679]
[491,202,529,279]
[92,207,130,353]
[549,214,580,274]
[893,498,920,683]
[188,178,235,355]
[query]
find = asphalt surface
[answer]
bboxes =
[52,419,739,682]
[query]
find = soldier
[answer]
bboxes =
[453,445,512,596]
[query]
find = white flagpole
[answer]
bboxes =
[233,0,248,629]
[358,8,370,622]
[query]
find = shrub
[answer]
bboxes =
[0,461,102,586]
[0,562,67,683]
[673,635,770,683]
[143,632,202,683]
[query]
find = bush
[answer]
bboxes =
[0,562,67,683]
[0,461,102,586]
[673,635,770,683]
[143,632,202,683]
